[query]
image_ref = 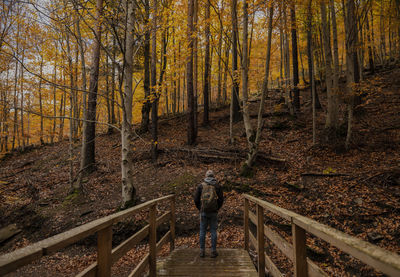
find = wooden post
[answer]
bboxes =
[292,222,308,277]
[97,225,112,277]
[170,195,176,251]
[257,204,265,277]
[244,198,249,251]
[149,204,157,277]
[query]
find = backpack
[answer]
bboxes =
[200,183,218,213]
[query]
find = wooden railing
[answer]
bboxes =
[0,194,175,277]
[244,194,400,277]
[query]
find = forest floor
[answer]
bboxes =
[1,67,400,277]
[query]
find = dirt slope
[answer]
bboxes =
[0,68,399,276]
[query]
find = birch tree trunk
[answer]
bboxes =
[121,0,136,208]
[241,0,253,150]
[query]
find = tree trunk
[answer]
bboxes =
[365,4,374,73]
[307,0,318,145]
[151,0,159,162]
[75,15,88,135]
[59,79,66,142]
[111,37,116,128]
[345,0,359,149]
[330,0,341,99]
[193,0,198,137]
[177,41,181,113]
[51,48,57,144]
[380,0,387,64]
[121,0,136,208]
[321,1,338,130]
[217,19,223,106]
[203,0,211,126]
[20,50,25,150]
[12,52,18,151]
[187,0,196,145]
[105,53,111,133]
[241,0,253,150]
[244,4,274,169]
[38,59,44,145]
[65,29,77,141]
[80,0,103,176]
[231,0,241,123]
[141,0,151,132]
[291,4,300,112]
[172,27,177,114]
[222,40,230,104]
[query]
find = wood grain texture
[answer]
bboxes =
[292,223,307,277]
[0,195,174,276]
[256,205,265,277]
[148,204,157,277]
[157,248,258,276]
[244,194,400,277]
[97,226,112,277]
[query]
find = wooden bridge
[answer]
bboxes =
[1,194,400,277]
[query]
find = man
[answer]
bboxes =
[194,170,224,258]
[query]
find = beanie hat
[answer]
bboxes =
[205,170,214,178]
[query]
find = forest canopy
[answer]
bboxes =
[0,0,399,206]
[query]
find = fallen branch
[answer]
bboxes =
[249,111,290,119]
[284,181,304,190]
[301,172,350,177]
[160,147,285,164]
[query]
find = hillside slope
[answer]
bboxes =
[0,68,399,276]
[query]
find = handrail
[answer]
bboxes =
[244,194,400,277]
[0,194,175,277]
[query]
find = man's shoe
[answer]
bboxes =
[200,249,205,258]
[211,251,218,258]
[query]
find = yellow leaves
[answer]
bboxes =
[274,103,285,112]
[323,167,336,174]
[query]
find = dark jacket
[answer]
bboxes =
[194,177,224,212]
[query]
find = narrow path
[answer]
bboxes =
[157,248,258,276]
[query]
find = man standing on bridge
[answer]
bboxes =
[194,170,224,258]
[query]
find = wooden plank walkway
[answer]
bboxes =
[157,248,258,277]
